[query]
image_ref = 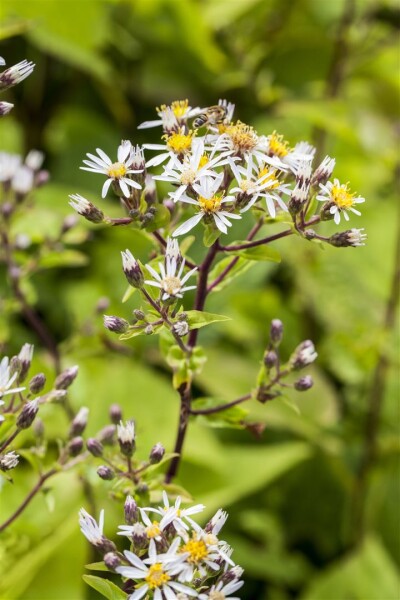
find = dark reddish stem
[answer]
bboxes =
[190,393,252,415]
[165,383,192,483]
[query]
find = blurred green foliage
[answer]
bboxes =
[0,0,399,598]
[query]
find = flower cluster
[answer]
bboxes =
[70,97,367,246]
[79,491,244,600]
[0,149,47,200]
[0,56,35,116]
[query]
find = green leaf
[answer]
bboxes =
[82,575,127,600]
[191,397,248,428]
[179,235,196,255]
[37,250,89,269]
[225,242,281,262]
[301,536,400,600]
[121,284,137,303]
[208,256,254,292]
[203,224,220,247]
[84,562,108,572]
[185,310,231,330]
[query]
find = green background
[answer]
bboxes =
[0,0,399,599]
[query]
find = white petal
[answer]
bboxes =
[173,213,204,236]
[101,178,113,198]
[95,148,112,165]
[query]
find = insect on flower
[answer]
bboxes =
[193,104,228,129]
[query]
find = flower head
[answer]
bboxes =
[317,178,365,224]
[80,140,143,198]
[173,174,241,236]
[138,99,201,133]
[145,239,197,301]
[0,356,25,398]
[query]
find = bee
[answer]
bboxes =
[193,105,228,129]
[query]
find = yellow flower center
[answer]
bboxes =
[198,195,223,213]
[171,99,189,118]
[162,276,182,296]
[225,121,258,153]
[145,563,170,590]
[198,155,209,168]
[165,131,194,154]
[107,162,127,179]
[181,538,209,564]
[239,180,253,193]
[258,166,280,189]
[330,182,356,208]
[145,522,161,539]
[268,132,290,158]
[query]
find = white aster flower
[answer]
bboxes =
[79,508,105,545]
[217,121,282,169]
[144,128,197,168]
[0,451,20,471]
[11,165,34,195]
[117,420,135,445]
[138,99,201,131]
[206,509,228,536]
[198,579,244,600]
[144,491,205,533]
[0,152,22,182]
[0,357,25,398]
[173,173,241,236]
[154,138,231,202]
[316,178,365,224]
[229,156,290,217]
[116,538,196,600]
[145,239,197,301]
[262,132,315,174]
[177,528,234,583]
[80,140,143,198]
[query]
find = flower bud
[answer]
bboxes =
[98,425,116,445]
[103,315,129,334]
[320,201,335,221]
[124,495,138,524]
[329,228,367,248]
[17,399,39,429]
[0,451,19,471]
[290,340,318,370]
[9,356,22,379]
[69,407,89,437]
[149,443,165,464]
[109,404,123,425]
[117,420,136,456]
[178,312,188,321]
[311,156,335,186]
[18,343,34,381]
[270,319,283,346]
[144,174,156,206]
[288,182,309,216]
[294,375,314,391]
[104,552,121,571]
[304,229,317,240]
[55,365,79,390]
[29,373,46,394]
[172,321,189,337]
[61,214,78,234]
[96,297,110,314]
[144,324,153,335]
[121,250,144,288]
[87,438,104,457]
[97,465,115,481]
[0,101,13,115]
[256,388,277,403]
[42,389,67,403]
[69,194,104,223]
[264,350,278,368]
[133,309,145,321]
[68,436,84,456]
[130,523,148,549]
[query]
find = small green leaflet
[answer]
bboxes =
[185,310,231,330]
[82,575,127,600]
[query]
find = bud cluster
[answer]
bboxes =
[256,319,317,403]
[79,491,244,599]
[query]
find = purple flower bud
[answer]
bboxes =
[117,420,136,456]
[121,250,144,288]
[149,443,165,464]
[69,194,104,223]
[103,315,130,334]
[290,340,318,370]
[18,343,34,382]
[98,425,116,445]
[104,552,121,570]
[68,436,84,456]
[87,438,104,457]
[294,375,314,391]
[0,451,19,471]
[264,350,278,369]
[311,156,335,186]
[97,465,115,481]
[133,309,145,321]
[270,319,283,346]
[69,407,89,436]
[55,365,79,390]
[329,228,367,248]
[109,404,123,425]
[29,373,46,394]
[17,399,39,429]
[124,495,138,524]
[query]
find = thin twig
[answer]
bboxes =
[190,393,252,415]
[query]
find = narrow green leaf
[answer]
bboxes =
[84,562,108,572]
[82,575,127,600]
[226,242,281,262]
[185,310,231,330]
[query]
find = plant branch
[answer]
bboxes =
[165,383,192,483]
[0,428,20,454]
[190,393,252,415]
